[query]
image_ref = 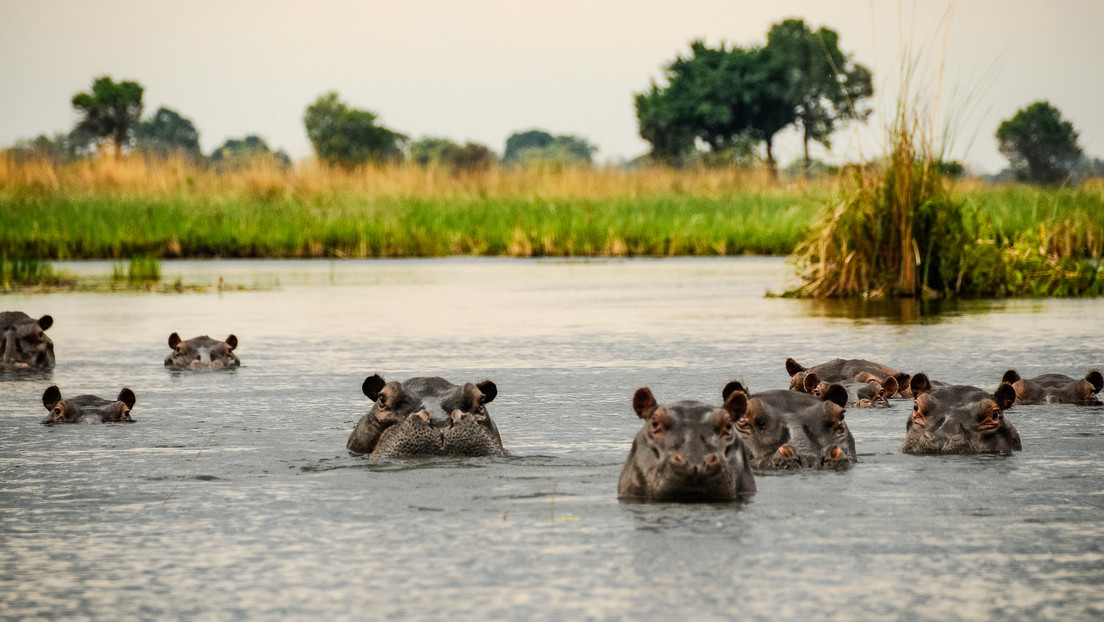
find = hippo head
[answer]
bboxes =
[1001,369,1103,406]
[347,374,506,458]
[847,373,899,407]
[901,373,1020,454]
[785,358,815,392]
[164,333,240,370]
[1,312,55,369]
[617,387,755,502]
[728,382,857,470]
[42,385,135,424]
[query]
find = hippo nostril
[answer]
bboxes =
[828,445,843,460]
[706,453,719,465]
[671,454,685,465]
[778,445,795,459]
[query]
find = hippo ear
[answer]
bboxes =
[994,383,1016,410]
[225,335,238,351]
[722,390,748,420]
[894,373,911,390]
[477,379,498,403]
[37,315,53,331]
[882,375,899,397]
[362,374,386,400]
[803,371,821,393]
[168,332,181,349]
[910,373,932,396]
[632,387,656,418]
[1086,370,1104,394]
[117,388,136,409]
[42,385,62,410]
[1001,369,1021,385]
[785,358,805,377]
[821,383,849,407]
[721,380,747,402]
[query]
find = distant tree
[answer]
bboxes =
[70,76,144,157]
[134,107,201,160]
[410,136,458,168]
[996,101,1083,184]
[209,135,290,169]
[504,130,595,166]
[304,92,406,167]
[503,130,554,162]
[764,19,873,169]
[410,136,496,171]
[5,132,80,164]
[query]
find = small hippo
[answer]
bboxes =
[618,387,756,502]
[810,374,898,408]
[347,374,507,458]
[1,312,55,370]
[786,357,910,397]
[1000,369,1103,406]
[41,385,136,424]
[164,333,240,370]
[901,373,1020,455]
[727,381,857,470]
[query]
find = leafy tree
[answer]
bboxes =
[134,107,201,160]
[503,130,554,162]
[764,19,873,169]
[304,92,406,167]
[996,101,1083,184]
[410,136,458,167]
[5,133,81,164]
[410,136,496,171]
[209,135,290,169]
[70,76,144,157]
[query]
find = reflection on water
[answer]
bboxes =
[1,257,1102,619]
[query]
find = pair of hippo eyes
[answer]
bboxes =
[377,395,487,409]
[650,418,736,435]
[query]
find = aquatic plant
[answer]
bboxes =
[0,256,60,290]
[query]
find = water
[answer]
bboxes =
[2,257,1102,620]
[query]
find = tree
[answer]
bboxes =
[209,135,290,169]
[5,133,81,164]
[134,107,201,160]
[996,101,1083,184]
[410,136,496,172]
[71,76,144,157]
[504,130,595,166]
[503,130,554,162]
[764,19,873,169]
[303,92,406,167]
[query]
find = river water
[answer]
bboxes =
[1,257,1102,620]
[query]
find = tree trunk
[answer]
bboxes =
[765,136,777,178]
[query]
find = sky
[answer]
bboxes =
[2,0,1102,173]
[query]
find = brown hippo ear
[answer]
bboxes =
[722,390,748,420]
[722,380,747,402]
[362,374,386,400]
[821,383,848,407]
[42,385,62,410]
[225,335,238,351]
[994,383,1016,410]
[477,379,497,403]
[882,375,899,397]
[117,388,137,409]
[894,373,911,390]
[910,373,932,396]
[168,332,182,349]
[802,371,821,393]
[785,358,805,377]
[37,315,53,331]
[1086,370,1104,394]
[1001,369,1021,385]
[632,387,657,418]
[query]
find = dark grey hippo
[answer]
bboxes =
[618,387,756,502]
[347,374,506,458]
[813,376,897,408]
[1,312,55,370]
[164,333,240,370]
[901,373,1020,455]
[726,381,857,470]
[786,357,911,397]
[42,385,135,424]
[1000,369,1103,406]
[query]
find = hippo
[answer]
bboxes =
[1000,369,1103,406]
[726,381,857,470]
[164,333,240,370]
[618,387,756,502]
[41,385,135,424]
[347,374,507,458]
[901,373,1020,455]
[786,357,911,397]
[810,375,898,408]
[0,312,55,370]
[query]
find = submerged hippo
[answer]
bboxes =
[618,387,756,502]
[347,374,507,458]
[901,373,1020,455]
[727,381,857,470]
[1000,369,1103,406]
[810,375,898,408]
[786,357,910,397]
[42,385,135,424]
[164,333,240,370]
[1,312,55,370]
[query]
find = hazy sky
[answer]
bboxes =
[2,0,1101,172]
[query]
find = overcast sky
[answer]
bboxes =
[2,0,1101,173]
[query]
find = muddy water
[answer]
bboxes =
[1,258,1102,620]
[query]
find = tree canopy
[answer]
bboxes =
[304,92,406,167]
[134,107,201,160]
[70,76,145,157]
[504,130,595,166]
[209,135,290,169]
[410,136,496,172]
[996,101,1083,184]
